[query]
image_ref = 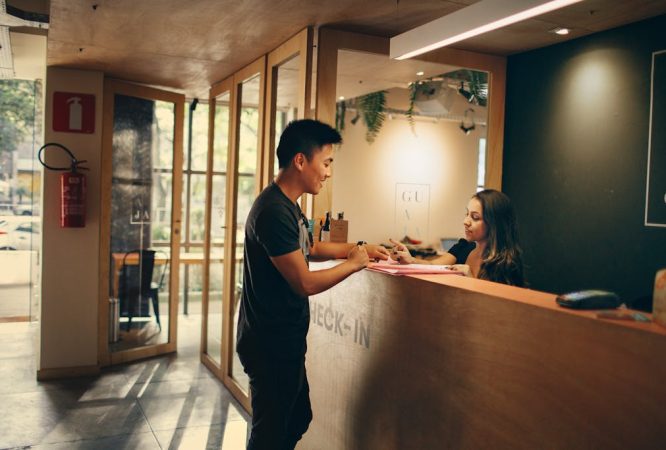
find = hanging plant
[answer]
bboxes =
[406,80,441,132]
[358,90,387,143]
[406,82,418,130]
[468,70,488,107]
[335,100,346,132]
[444,69,488,106]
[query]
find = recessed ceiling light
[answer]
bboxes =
[550,27,570,35]
[416,71,424,76]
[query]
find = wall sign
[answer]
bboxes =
[646,50,666,227]
[130,195,151,224]
[394,183,430,241]
[53,92,95,133]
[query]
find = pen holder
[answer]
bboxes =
[653,268,666,329]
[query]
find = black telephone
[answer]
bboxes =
[556,290,622,310]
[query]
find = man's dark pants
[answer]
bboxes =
[239,352,313,450]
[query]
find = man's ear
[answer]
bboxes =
[293,152,306,171]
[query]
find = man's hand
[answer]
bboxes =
[365,244,390,261]
[388,238,416,265]
[347,244,370,270]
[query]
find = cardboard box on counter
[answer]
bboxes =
[330,219,348,243]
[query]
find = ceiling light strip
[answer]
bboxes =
[390,0,584,60]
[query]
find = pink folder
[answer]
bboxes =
[366,260,464,276]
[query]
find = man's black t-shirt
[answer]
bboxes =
[236,182,311,361]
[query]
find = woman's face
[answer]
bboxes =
[463,198,487,243]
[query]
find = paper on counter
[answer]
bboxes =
[366,260,464,276]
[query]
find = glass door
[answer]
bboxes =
[99,80,184,365]
[201,28,312,413]
[222,56,265,410]
[201,77,232,375]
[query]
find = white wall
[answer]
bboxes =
[332,91,484,248]
[40,68,103,371]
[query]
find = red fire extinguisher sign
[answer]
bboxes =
[53,92,95,133]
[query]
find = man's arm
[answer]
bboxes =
[271,245,369,297]
[311,242,389,261]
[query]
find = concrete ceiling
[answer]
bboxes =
[10,0,666,98]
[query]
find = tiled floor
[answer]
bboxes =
[0,314,250,449]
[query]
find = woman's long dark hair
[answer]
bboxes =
[473,189,525,287]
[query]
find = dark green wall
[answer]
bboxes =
[503,14,666,307]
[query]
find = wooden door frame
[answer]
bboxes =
[200,75,234,381]
[98,79,185,366]
[313,27,507,220]
[218,55,267,413]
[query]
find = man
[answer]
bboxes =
[237,119,389,449]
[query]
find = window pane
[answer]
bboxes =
[231,74,261,393]
[214,93,230,172]
[211,174,226,245]
[205,90,230,367]
[190,102,210,172]
[153,101,175,170]
[273,54,300,177]
[188,174,207,242]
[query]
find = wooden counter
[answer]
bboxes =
[301,264,666,449]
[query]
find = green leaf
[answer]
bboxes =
[359,90,387,144]
[0,80,38,155]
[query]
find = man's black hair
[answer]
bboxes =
[276,119,342,169]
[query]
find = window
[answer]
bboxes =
[477,137,486,192]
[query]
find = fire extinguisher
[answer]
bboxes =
[38,143,89,228]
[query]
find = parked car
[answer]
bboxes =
[13,204,39,216]
[0,217,40,250]
[0,203,14,215]
[0,203,39,216]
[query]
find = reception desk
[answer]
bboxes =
[301,264,666,449]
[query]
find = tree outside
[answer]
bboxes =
[0,80,36,155]
[0,79,41,208]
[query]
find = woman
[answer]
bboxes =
[391,189,525,286]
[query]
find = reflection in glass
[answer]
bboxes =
[231,75,262,392]
[273,55,300,177]
[180,100,210,321]
[187,174,207,243]
[109,95,175,353]
[206,92,230,367]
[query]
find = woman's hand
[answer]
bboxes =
[451,264,471,277]
[365,244,390,261]
[388,238,415,265]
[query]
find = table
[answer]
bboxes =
[111,251,225,311]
